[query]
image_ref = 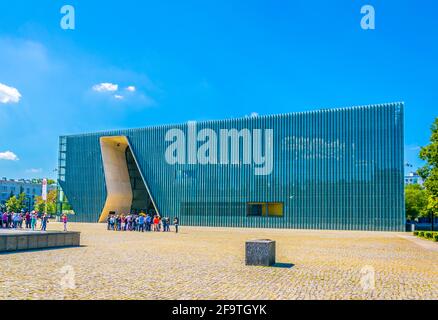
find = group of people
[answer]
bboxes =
[0,211,69,232]
[107,213,179,233]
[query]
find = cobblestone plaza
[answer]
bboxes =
[1,223,437,300]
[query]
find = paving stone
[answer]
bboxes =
[0,223,437,300]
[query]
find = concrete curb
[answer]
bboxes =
[0,231,81,253]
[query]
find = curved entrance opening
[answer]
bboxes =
[99,136,158,222]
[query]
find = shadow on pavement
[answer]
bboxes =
[271,262,295,269]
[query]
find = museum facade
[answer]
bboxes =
[58,102,405,231]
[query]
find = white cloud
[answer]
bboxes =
[114,95,124,100]
[92,82,118,92]
[126,86,136,92]
[0,83,21,104]
[0,151,19,161]
[26,168,43,173]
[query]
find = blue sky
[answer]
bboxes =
[0,0,437,179]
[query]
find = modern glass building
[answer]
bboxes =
[58,102,405,231]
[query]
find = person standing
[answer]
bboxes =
[138,214,145,232]
[25,212,31,229]
[62,214,68,232]
[41,214,48,231]
[126,214,131,231]
[2,212,7,228]
[158,216,162,232]
[121,215,126,231]
[117,215,122,231]
[144,214,149,232]
[31,212,37,231]
[13,212,19,229]
[135,215,139,232]
[164,217,170,232]
[162,216,167,232]
[166,217,171,232]
[174,217,179,234]
[109,215,115,230]
[7,212,12,228]
[153,215,159,232]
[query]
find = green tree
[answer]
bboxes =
[6,192,26,212]
[425,195,438,219]
[6,196,19,212]
[17,192,26,210]
[31,178,56,185]
[34,189,57,214]
[418,117,438,228]
[405,184,428,220]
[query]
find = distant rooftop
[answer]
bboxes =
[0,178,45,185]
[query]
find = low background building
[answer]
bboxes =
[0,178,56,212]
[404,172,424,186]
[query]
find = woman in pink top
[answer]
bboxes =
[62,214,68,231]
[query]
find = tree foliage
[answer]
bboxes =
[405,184,428,220]
[425,195,438,218]
[30,178,56,185]
[6,192,26,212]
[418,117,438,218]
[34,189,57,214]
